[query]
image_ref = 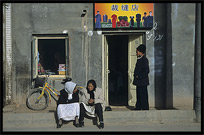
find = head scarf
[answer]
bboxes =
[86,80,97,99]
[65,81,77,100]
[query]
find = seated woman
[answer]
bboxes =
[57,81,80,128]
[79,80,105,129]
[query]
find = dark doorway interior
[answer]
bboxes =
[107,35,128,106]
[38,39,65,75]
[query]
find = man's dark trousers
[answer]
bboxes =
[135,86,149,110]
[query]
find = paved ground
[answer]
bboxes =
[3,121,201,132]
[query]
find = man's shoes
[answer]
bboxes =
[79,121,84,128]
[57,119,62,128]
[131,108,139,110]
[99,122,104,129]
[132,108,141,110]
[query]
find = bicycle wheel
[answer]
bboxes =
[26,88,49,110]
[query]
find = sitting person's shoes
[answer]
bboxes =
[57,119,62,128]
[79,121,84,128]
[57,123,61,128]
[74,116,79,128]
[99,121,104,129]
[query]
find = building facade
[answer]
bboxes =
[3,3,200,113]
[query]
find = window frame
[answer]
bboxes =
[31,34,70,80]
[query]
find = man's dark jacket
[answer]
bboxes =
[133,56,149,86]
[57,89,79,106]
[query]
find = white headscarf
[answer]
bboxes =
[65,81,77,100]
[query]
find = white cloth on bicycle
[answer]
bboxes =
[65,81,76,100]
[57,103,80,121]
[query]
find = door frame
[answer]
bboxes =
[102,32,146,107]
[128,34,145,106]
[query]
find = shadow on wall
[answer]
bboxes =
[154,3,173,110]
[154,41,173,110]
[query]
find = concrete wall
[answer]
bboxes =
[154,3,168,109]
[171,3,195,109]
[152,3,195,109]
[146,28,155,108]
[10,3,102,104]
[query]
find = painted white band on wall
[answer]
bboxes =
[5,3,12,104]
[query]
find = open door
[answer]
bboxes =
[128,34,143,106]
[65,36,70,78]
[104,35,109,108]
[31,37,38,82]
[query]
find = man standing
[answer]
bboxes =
[133,44,150,110]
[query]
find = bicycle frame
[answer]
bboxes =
[37,83,84,103]
[36,71,84,104]
[38,81,60,103]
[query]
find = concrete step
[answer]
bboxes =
[3,110,196,128]
[104,110,196,123]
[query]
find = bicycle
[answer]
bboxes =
[26,70,83,111]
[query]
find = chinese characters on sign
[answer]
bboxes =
[131,4,139,11]
[111,5,119,11]
[95,3,154,29]
[111,4,139,11]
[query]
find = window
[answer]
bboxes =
[31,35,69,79]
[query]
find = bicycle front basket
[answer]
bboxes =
[34,77,46,88]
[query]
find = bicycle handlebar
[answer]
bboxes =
[44,70,53,82]
[44,70,73,84]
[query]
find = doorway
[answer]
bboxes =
[103,33,144,107]
[107,35,128,106]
